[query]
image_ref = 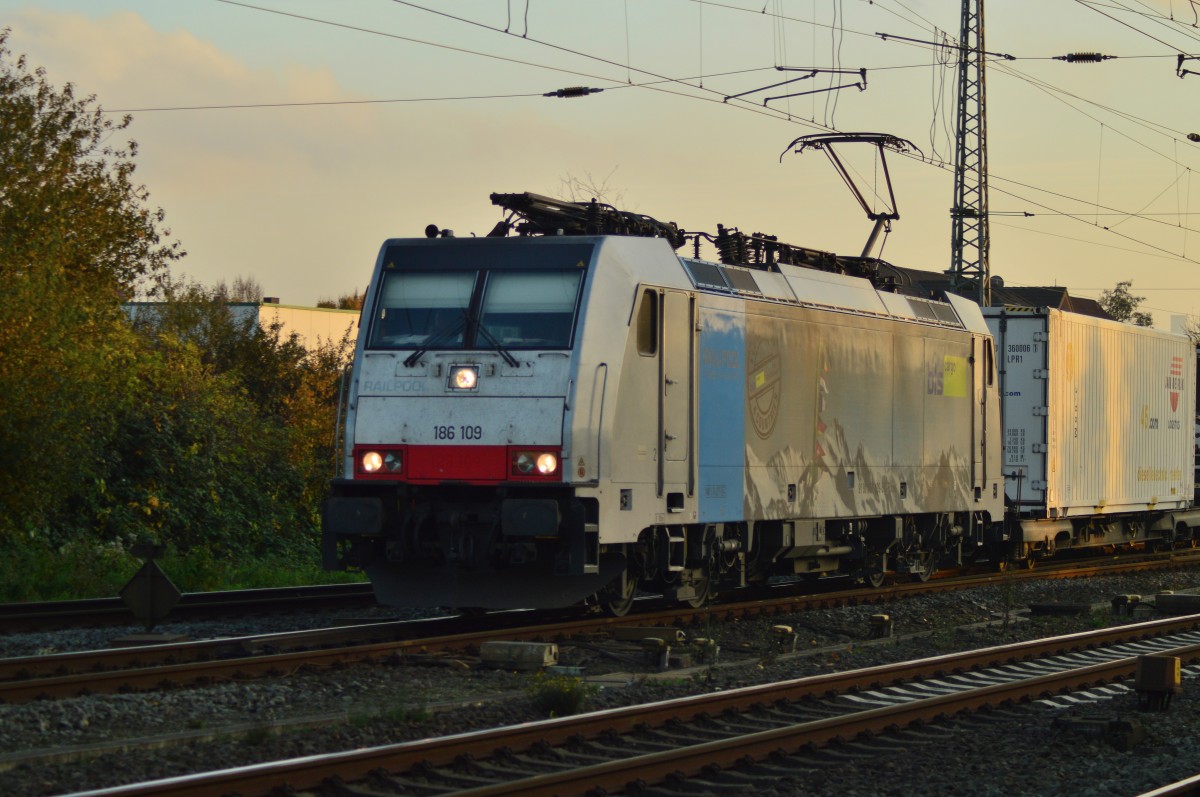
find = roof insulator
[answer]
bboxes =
[1053,52,1114,63]
[543,86,604,98]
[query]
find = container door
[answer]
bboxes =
[660,290,694,491]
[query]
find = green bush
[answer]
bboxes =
[0,35,355,600]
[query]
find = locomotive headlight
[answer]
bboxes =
[512,450,559,477]
[361,451,384,473]
[449,365,478,391]
[383,451,403,473]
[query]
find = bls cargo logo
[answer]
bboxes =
[927,356,969,397]
[1167,356,1185,412]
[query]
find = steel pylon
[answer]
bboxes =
[948,0,991,306]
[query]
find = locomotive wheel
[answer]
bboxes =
[685,572,713,609]
[912,554,935,583]
[598,574,637,617]
[866,570,886,589]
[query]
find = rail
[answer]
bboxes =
[58,614,1200,797]
[0,582,374,632]
[4,553,1200,702]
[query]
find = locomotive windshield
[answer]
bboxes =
[371,271,476,348]
[368,268,584,351]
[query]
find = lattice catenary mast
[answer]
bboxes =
[948,0,991,306]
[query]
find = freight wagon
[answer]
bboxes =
[986,306,1200,559]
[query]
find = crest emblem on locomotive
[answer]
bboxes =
[746,333,782,439]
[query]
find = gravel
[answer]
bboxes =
[2,567,1200,796]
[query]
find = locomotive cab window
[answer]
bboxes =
[367,266,584,351]
[369,271,475,348]
[478,271,582,348]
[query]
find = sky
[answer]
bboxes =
[2,1,1199,325]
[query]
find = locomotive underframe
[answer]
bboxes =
[610,510,984,598]
[323,480,624,608]
[1011,509,1200,562]
[323,472,999,609]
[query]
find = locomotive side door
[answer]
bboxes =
[659,289,694,496]
[972,333,987,496]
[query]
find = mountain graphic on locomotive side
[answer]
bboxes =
[322,191,1200,614]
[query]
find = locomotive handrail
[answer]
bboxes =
[332,362,352,477]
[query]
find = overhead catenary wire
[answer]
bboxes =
[1086,0,1196,25]
[210,2,1196,168]
[691,0,1185,60]
[1073,0,1194,52]
[211,0,623,85]
[991,219,1197,261]
[1105,168,1194,231]
[386,0,1200,196]
[1102,0,1200,46]
[195,0,1200,271]
[986,166,1200,238]
[986,61,1200,168]
[104,92,547,112]
[100,66,778,113]
[389,0,733,100]
[221,0,845,133]
[203,0,1193,165]
[990,180,1200,264]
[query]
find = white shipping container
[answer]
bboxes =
[984,307,1195,519]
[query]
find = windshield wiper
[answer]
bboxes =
[474,320,519,367]
[403,313,468,367]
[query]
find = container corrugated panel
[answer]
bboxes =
[984,307,1194,518]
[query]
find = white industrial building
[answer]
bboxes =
[123,299,360,352]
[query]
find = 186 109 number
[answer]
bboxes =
[434,425,484,440]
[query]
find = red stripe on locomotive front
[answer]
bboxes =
[405,445,508,482]
[351,444,562,484]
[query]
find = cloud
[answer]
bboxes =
[1,10,437,299]
[2,9,902,301]
[8,10,384,184]
[6,6,1199,318]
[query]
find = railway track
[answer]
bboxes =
[0,582,377,632]
[59,612,1200,797]
[3,552,1198,705]
[1137,773,1200,797]
[3,547,1193,637]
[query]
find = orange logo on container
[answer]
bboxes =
[1168,356,1184,412]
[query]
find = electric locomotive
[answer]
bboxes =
[322,193,1006,612]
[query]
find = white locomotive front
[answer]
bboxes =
[324,235,631,608]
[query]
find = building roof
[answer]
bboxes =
[123,300,359,351]
[878,264,1112,320]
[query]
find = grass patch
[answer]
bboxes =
[0,539,364,602]
[527,672,598,717]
